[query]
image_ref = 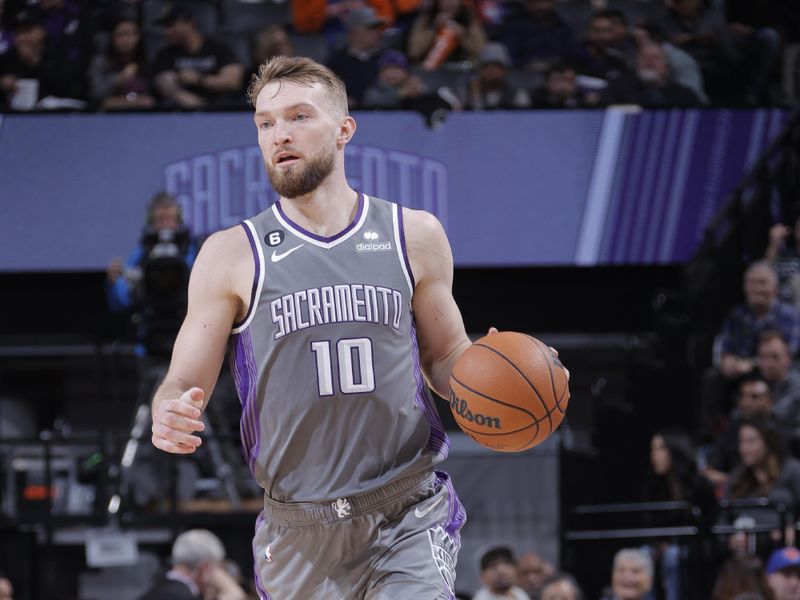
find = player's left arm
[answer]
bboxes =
[404,208,472,398]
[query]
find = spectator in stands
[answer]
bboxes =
[0,8,84,109]
[138,529,246,600]
[0,0,14,56]
[602,42,701,107]
[600,548,653,600]
[603,9,637,66]
[705,374,775,488]
[766,547,800,600]
[538,573,583,600]
[757,332,800,447]
[0,573,12,600]
[712,555,775,600]
[151,5,244,109]
[363,49,425,108]
[38,0,89,72]
[574,12,629,83]
[474,546,530,600]
[88,17,154,110]
[501,0,575,73]
[517,552,555,599]
[327,6,385,108]
[699,261,800,440]
[407,0,487,70]
[632,21,708,104]
[764,212,800,306]
[244,25,295,97]
[292,0,395,48]
[531,61,589,108]
[723,0,782,105]
[642,430,716,600]
[655,0,738,103]
[465,42,530,109]
[725,420,800,534]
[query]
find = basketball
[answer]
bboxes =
[449,332,570,452]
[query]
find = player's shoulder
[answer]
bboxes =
[400,206,448,251]
[193,225,251,271]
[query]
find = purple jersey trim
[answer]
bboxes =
[230,329,262,475]
[275,191,365,243]
[397,205,416,289]
[410,315,450,457]
[232,221,261,330]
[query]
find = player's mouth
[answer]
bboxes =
[274,152,301,168]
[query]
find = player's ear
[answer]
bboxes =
[337,115,356,147]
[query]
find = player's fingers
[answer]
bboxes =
[152,434,199,454]
[159,411,204,433]
[152,423,203,448]
[548,346,559,357]
[487,327,499,335]
[564,367,570,381]
[181,387,205,409]
[161,398,202,419]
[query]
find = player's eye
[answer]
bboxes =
[259,121,272,129]
[294,113,309,121]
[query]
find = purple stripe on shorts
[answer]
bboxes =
[410,316,450,457]
[276,191,365,243]
[230,330,261,473]
[435,470,467,538]
[253,511,272,600]
[232,221,260,329]
[396,205,416,289]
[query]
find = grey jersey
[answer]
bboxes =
[229,193,449,503]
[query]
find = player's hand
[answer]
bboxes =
[151,387,205,454]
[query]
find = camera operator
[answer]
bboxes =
[106,192,197,358]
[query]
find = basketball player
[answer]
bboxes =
[150,56,542,599]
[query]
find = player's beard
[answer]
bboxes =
[266,145,336,199]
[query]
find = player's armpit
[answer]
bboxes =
[403,208,471,398]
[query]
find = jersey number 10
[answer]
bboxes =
[311,338,375,396]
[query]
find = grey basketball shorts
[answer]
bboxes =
[251,470,466,599]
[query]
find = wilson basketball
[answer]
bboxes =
[449,332,570,452]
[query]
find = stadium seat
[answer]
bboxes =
[290,33,330,64]
[221,0,291,33]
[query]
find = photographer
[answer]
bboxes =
[106,192,197,357]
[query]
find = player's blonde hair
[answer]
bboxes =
[246,56,348,117]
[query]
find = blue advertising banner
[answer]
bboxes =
[0,109,786,271]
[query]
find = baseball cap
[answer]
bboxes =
[479,43,511,67]
[766,547,800,574]
[344,7,385,29]
[156,5,194,27]
[378,50,408,70]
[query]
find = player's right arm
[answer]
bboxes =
[151,227,252,454]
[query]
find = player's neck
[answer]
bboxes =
[279,174,359,238]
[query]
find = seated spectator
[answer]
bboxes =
[602,9,638,66]
[538,573,583,600]
[362,49,426,108]
[501,0,575,73]
[292,0,395,49]
[88,17,154,110]
[574,12,629,83]
[151,5,244,109]
[632,21,708,104]
[655,0,738,103]
[712,555,774,600]
[602,42,701,107]
[705,374,775,488]
[407,0,487,70]
[699,261,800,440]
[530,61,589,108]
[517,552,555,599]
[38,0,89,72]
[643,430,716,600]
[724,0,782,105]
[474,546,530,600]
[0,8,84,109]
[465,42,530,109]
[599,548,653,600]
[327,7,385,108]
[138,529,246,600]
[0,0,13,56]
[243,24,295,97]
[765,211,800,306]
[766,547,800,600]
[757,332,800,448]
